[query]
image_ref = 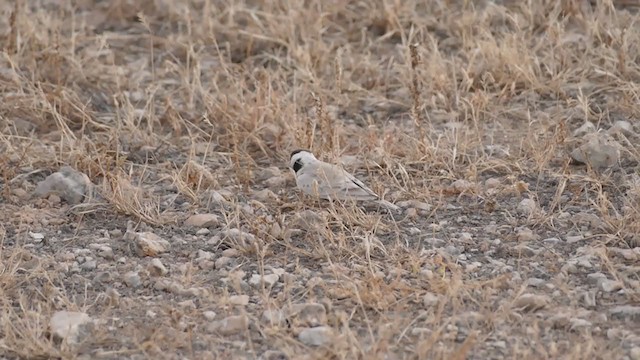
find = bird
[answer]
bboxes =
[289,149,400,211]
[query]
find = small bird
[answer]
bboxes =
[289,149,400,211]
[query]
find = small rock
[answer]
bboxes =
[587,272,607,284]
[264,175,287,188]
[512,294,549,312]
[516,227,539,242]
[570,132,620,170]
[423,292,440,307]
[259,350,289,360]
[485,178,501,189]
[34,166,93,204]
[130,231,170,257]
[292,210,326,230]
[249,274,280,288]
[215,256,232,269]
[608,120,635,136]
[630,347,640,360]
[203,311,217,321]
[543,237,562,245]
[566,235,584,243]
[573,122,596,137]
[518,198,537,216]
[222,248,240,257]
[196,228,210,236]
[149,258,168,276]
[178,299,196,309]
[287,303,327,327]
[12,187,28,198]
[254,189,278,202]
[526,278,546,288]
[124,271,142,288]
[29,232,45,242]
[397,200,431,211]
[185,214,220,228]
[207,315,249,335]
[298,326,334,346]
[220,228,256,247]
[262,309,285,325]
[229,295,250,306]
[569,318,592,331]
[449,179,475,193]
[50,311,92,344]
[444,245,461,256]
[93,271,112,283]
[80,259,97,271]
[599,279,623,293]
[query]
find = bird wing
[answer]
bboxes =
[314,163,379,201]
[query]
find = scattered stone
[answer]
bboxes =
[220,228,256,247]
[29,232,44,242]
[149,258,168,276]
[609,306,640,321]
[249,274,280,288]
[397,200,431,211]
[298,326,334,346]
[543,237,562,245]
[129,231,171,257]
[105,288,120,306]
[254,189,278,202]
[178,299,196,309]
[608,247,639,261]
[196,228,210,236]
[570,132,621,170]
[423,292,440,307]
[582,291,597,308]
[287,303,327,327]
[630,347,640,360]
[80,258,97,271]
[526,278,546,288]
[292,210,326,230]
[449,179,475,193]
[93,271,111,283]
[569,318,592,331]
[485,178,501,189]
[50,311,92,345]
[203,311,217,321]
[89,244,114,260]
[512,294,549,312]
[124,271,142,288]
[566,235,584,244]
[229,295,250,306]
[215,256,232,269]
[207,315,249,335]
[517,198,537,216]
[516,227,539,242]
[259,350,289,360]
[185,214,220,228]
[262,309,285,325]
[599,279,623,293]
[34,166,93,204]
[222,248,240,257]
[573,122,596,137]
[608,120,635,136]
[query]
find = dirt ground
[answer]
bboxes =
[0,1,639,359]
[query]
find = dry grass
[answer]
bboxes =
[1,0,639,359]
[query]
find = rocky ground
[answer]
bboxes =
[0,1,639,359]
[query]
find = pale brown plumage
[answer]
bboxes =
[289,150,399,211]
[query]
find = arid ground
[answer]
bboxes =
[0,1,639,359]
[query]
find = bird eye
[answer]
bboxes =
[292,159,303,173]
